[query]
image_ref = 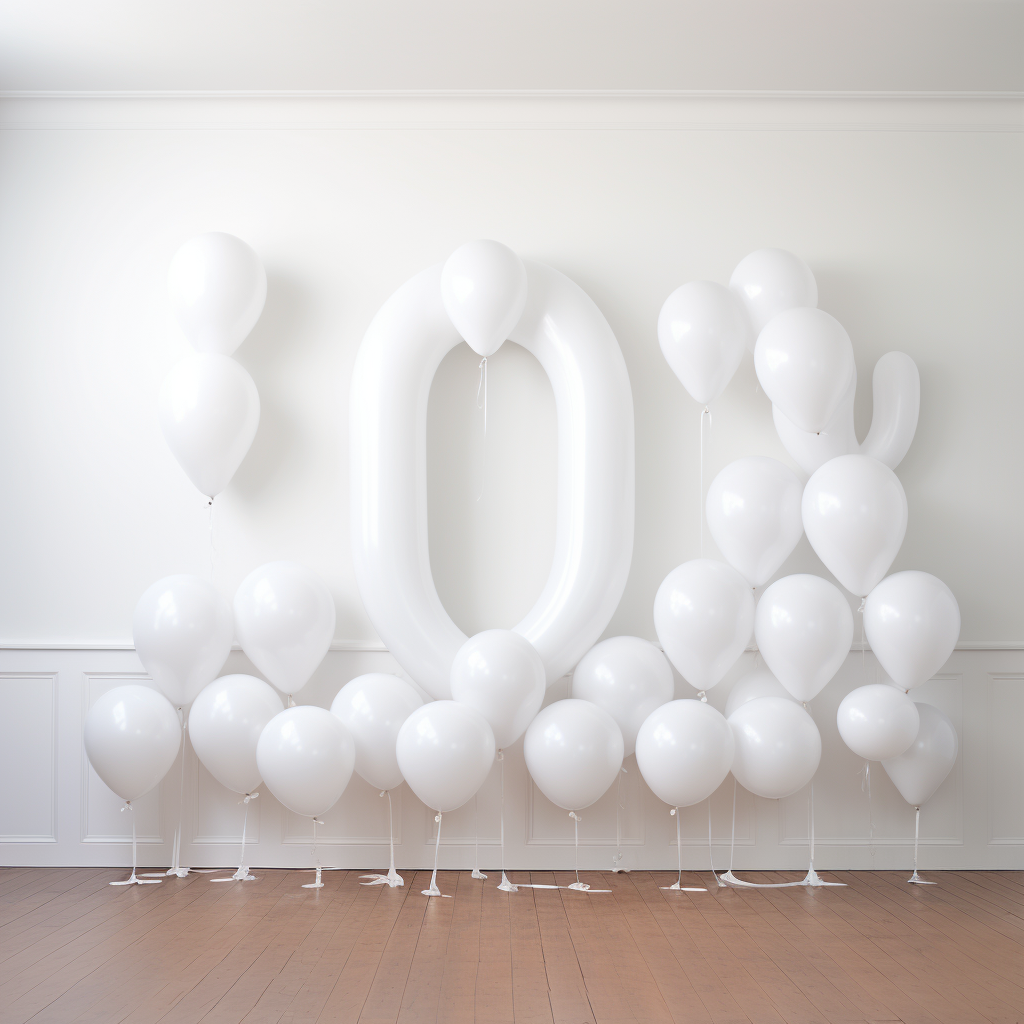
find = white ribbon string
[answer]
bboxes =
[422,812,450,896]
[699,405,712,556]
[708,798,718,885]
[729,778,737,872]
[497,750,517,892]
[476,357,488,434]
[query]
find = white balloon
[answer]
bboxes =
[523,699,624,811]
[864,571,961,691]
[234,561,336,695]
[836,684,920,762]
[571,636,674,757]
[167,232,267,355]
[729,697,821,800]
[706,456,804,587]
[84,685,181,803]
[158,352,260,498]
[133,574,233,707]
[657,281,750,405]
[754,308,855,433]
[803,455,908,597]
[450,630,546,750]
[351,261,633,697]
[729,248,818,346]
[256,706,355,818]
[441,239,528,358]
[188,675,284,795]
[724,668,796,719]
[395,701,496,813]
[330,673,424,792]
[882,703,958,806]
[773,353,920,475]
[635,700,734,808]
[754,574,854,703]
[653,559,754,692]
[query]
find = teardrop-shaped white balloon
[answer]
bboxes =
[729,248,818,347]
[754,308,855,433]
[706,456,804,587]
[158,352,260,498]
[836,684,920,761]
[882,703,958,806]
[863,571,960,690]
[440,240,527,357]
[802,455,908,597]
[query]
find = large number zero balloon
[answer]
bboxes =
[654,559,755,692]
[234,561,336,695]
[84,685,182,803]
[635,700,734,808]
[754,574,854,703]
[158,352,260,498]
[330,673,423,792]
[706,456,804,587]
[133,574,233,707]
[449,630,546,750]
[188,674,284,795]
[836,684,920,762]
[882,703,958,806]
[256,706,355,818]
[802,454,908,597]
[657,281,750,405]
[167,232,267,356]
[395,702,496,813]
[571,636,675,757]
[863,571,960,690]
[523,699,624,811]
[729,697,821,800]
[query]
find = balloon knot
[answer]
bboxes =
[670,808,677,816]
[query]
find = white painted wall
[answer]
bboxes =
[0,93,1021,869]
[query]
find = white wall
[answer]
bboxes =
[0,93,1021,869]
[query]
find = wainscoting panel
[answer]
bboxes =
[0,645,1019,873]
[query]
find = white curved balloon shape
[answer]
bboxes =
[350,258,634,698]
[773,352,920,475]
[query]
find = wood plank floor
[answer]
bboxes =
[0,868,1020,1024]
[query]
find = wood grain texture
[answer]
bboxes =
[0,868,1019,1024]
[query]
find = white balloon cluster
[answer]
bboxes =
[160,233,266,499]
[654,248,961,814]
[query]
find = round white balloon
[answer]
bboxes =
[133,574,233,707]
[158,352,260,498]
[395,701,496,813]
[882,703,958,806]
[635,700,734,808]
[234,561,336,695]
[803,455,908,597]
[657,280,750,405]
[450,630,546,750]
[188,674,284,795]
[706,456,804,587]
[256,706,355,818]
[729,697,821,800]
[524,699,624,811]
[167,232,267,355]
[729,248,818,345]
[754,574,854,703]
[724,668,796,719]
[754,308,855,433]
[84,685,182,803]
[654,559,755,692]
[571,636,675,757]
[836,684,920,762]
[864,571,960,691]
[441,239,528,357]
[330,673,424,792]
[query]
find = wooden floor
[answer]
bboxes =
[0,867,1021,1024]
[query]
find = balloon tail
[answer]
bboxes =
[302,818,326,888]
[475,357,488,503]
[699,405,713,557]
[423,813,450,896]
[471,792,487,879]
[361,791,405,887]
[662,807,706,892]
[729,778,737,872]
[208,497,215,584]
[709,798,725,888]
[612,766,629,872]
[861,761,877,868]
[908,806,936,884]
[567,811,590,891]
[112,804,161,886]
[497,751,517,892]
